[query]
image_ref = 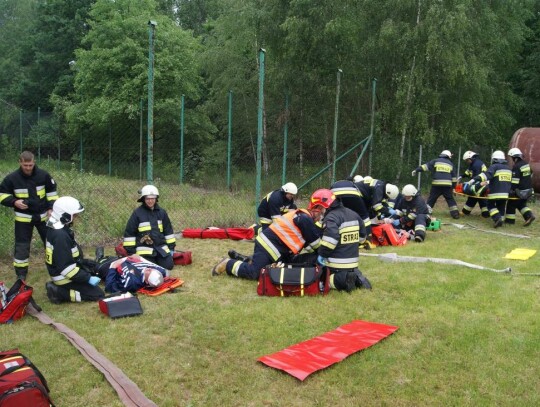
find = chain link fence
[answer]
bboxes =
[0,97,515,257]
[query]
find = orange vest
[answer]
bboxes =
[269,209,310,254]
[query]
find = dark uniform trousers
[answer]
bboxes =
[427,186,459,218]
[14,215,48,277]
[505,198,533,224]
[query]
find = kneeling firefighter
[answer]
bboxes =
[313,189,372,292]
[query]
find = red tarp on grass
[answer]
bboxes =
[258,320,398,380]
[181,227,255,240]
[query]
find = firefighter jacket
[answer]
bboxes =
[474,162,512,199]
[257,209,321,261]
[415,157,457,187]
[318,201,367,270]
[393,194,430,224]
[510,158,532,191]
[123,203,176,258]
[0,165,58,223]
[105,255,167,293]
[45,226,92,285]
[462,157,487,179]
[357,178,391,218]
[257,189,297,226]
[330,180,361,199]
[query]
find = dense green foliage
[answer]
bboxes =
[0,0,538,183]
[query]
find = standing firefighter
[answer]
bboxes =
[0,151,58,280]
[257,182,298,230]
[506,148,535,226]
[315,189,371,292]
[44,196,105,304]
[123,185,176,270]
[469,150,512,228]
[412,150,459,219]
[460,151,489,218]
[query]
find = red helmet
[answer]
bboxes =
[308,189,336,209]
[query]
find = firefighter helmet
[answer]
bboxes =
[491,150,505,163]
[463,151,476,161]
[402,184,418,197]
[353,175,364,183]
[51,196,84,228]
[507,147,523,158]
[308,189,336,209]
[440,150,452,158]
[363,175,373,184]
[281,182,298,195]
[385,184,399,200]
[138,185,159,202]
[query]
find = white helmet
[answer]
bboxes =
[50,196,84,229]
[138,185,159,202]
[402,184,418,197]
[281,182,298,195]
[463,151,476,160]
[507,147,523,158]
[146,269,164,287]
[440,150,452,158]
[385,184,399,200]
[353,175,364,183]
[491,150,505,162]
[363,176,373,184]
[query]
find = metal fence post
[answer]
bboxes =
[369,78,377,176]
[332,69,342,184]
[180,94,185,184]
[147,20,157,184]
[282,93,289,186]
[37,106,41,162]
[227,90,233,191]
[255,48,266,219]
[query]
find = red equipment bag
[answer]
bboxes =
[0,349,55,406]
[0,279,41,324]
[257,265,329,297]
[173,251,192,265]
[371,224,409,247]
[181,227,255,240]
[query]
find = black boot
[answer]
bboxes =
[228,250,251,262]
[354,269,372,290]
[45,282,62,304]
[95,247,105,262]
[15,270,28,281]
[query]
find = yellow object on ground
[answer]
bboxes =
[504,248,537,260]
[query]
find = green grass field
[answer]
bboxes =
[1,172,539,406]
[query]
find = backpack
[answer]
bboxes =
[0,349,55,406]
[0,279,41,324]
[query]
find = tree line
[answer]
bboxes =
[1,0,539,184]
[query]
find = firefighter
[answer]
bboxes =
[356,177,400,221]
[388,184,431,242]
[315,189,372,292]
[460,151,489,218]
[123,185,176,270]
[212,200,322,280]
[505,148,535,226]
[412,150,459,219]
[469,150,512,228]
[44,196,105,304]
[105,255,167,293]
[256,182,298,230]
[330,179,372,244]
[0,151,58,280]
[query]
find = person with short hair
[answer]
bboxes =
[0,151,58,280]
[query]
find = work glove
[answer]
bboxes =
[392,219,400,227]
[411,170,417,176]
[317,256,327,266]
[88,276,101,286]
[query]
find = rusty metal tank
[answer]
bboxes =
[509,127,540,193]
